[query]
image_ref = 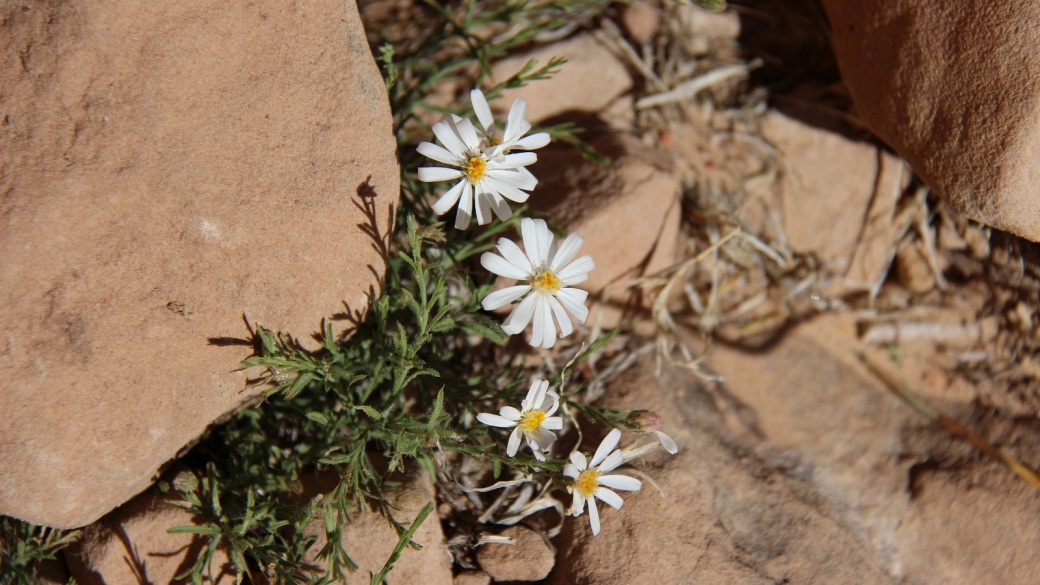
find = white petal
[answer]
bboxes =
[514,132,551,150]
[496,237,534,275]
[501,294,538,335]
[569,451,588,471]
[523,379,542,410]
[547,295,573,339]
[527,427,557,450]
[418,167,463,182]
[545,237,558,268]
[535,220,554,266]
[417,141,461,166]
[594,487,624,510]
[499,122,533,155]
[541,299,558,348]
[488,191,513,221]
[591,429,622,468]
[655,430,679,454]
[506,427,523,457]
[477,413,518,428]
[494,152,538,169]
[532,297,556,349]
[481,285,530,311]
[542,394,560,417]
[454,117,482,152]
[454,182,473,230]
[543,416,563,430]
[598,450,625,473]
[505,98,529,142]
[550,233,584,272]
[521,218,544,267]
[517,166,539,188]
[532,447,546,461]
[481,252,530,281]
[557,255,595,285]
[536,389,557,414]
[530,297,548,348]
[499,406,522,421]
[485,176,531,203]
[488,168,538,190]
[563,463,580,479]
[432,119,468,158]
[474,188,491,226]
[588,497,600,536]
[598,474,641,492]
[570,490,585,516]
[431,180,465,216]
[470,89,494,132]
[556,288,590,324]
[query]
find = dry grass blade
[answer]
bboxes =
[856,349,1040,490]
[635,62,756,110]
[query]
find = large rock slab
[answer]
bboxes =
[490,33,632,124]
[711,315,1040,584]
[0,0,397,528]
[760,110,904,273]
[822,0,1040,241]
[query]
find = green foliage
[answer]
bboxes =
[692,0,727,12]
[0,518,78,585]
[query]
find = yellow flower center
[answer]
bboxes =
[530,269,562,292]
[519,410,547,433]
[575,469,600,498]
[466,156,488,183]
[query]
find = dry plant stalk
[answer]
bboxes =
[857,349,1040,490]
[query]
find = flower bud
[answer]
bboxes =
[628,410,663,433]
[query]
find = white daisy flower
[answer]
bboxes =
[469,89,551,160]
[564,428,642,536]
[480,218,594,349]
[628,410,679,455]
[476,379,563,461]
[417,115,538,230]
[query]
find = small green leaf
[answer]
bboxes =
[306,412,330,426]
[693,0,726,11]
[357,405,383,421]
[427,388,445,432]
[167,525,223,536]
[369,503,434,585]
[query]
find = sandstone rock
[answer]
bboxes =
[453,570,491,585]
[550,355,895,584]
[821,0,1040,242]
[710,314,1040,584]
[0,0,397,528]
[760,110,904,271]
[476,525,554,582]
[619,0,660,44]
[526,133,682,328]
[895,241,935,294]
[843,153,909,292]
[490,33,633,124]
[300,464,453,585]
[65,489,234,585]
[674,3,741,56]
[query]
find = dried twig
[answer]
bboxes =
[856,349,1040,490]
[636,62,755,110]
